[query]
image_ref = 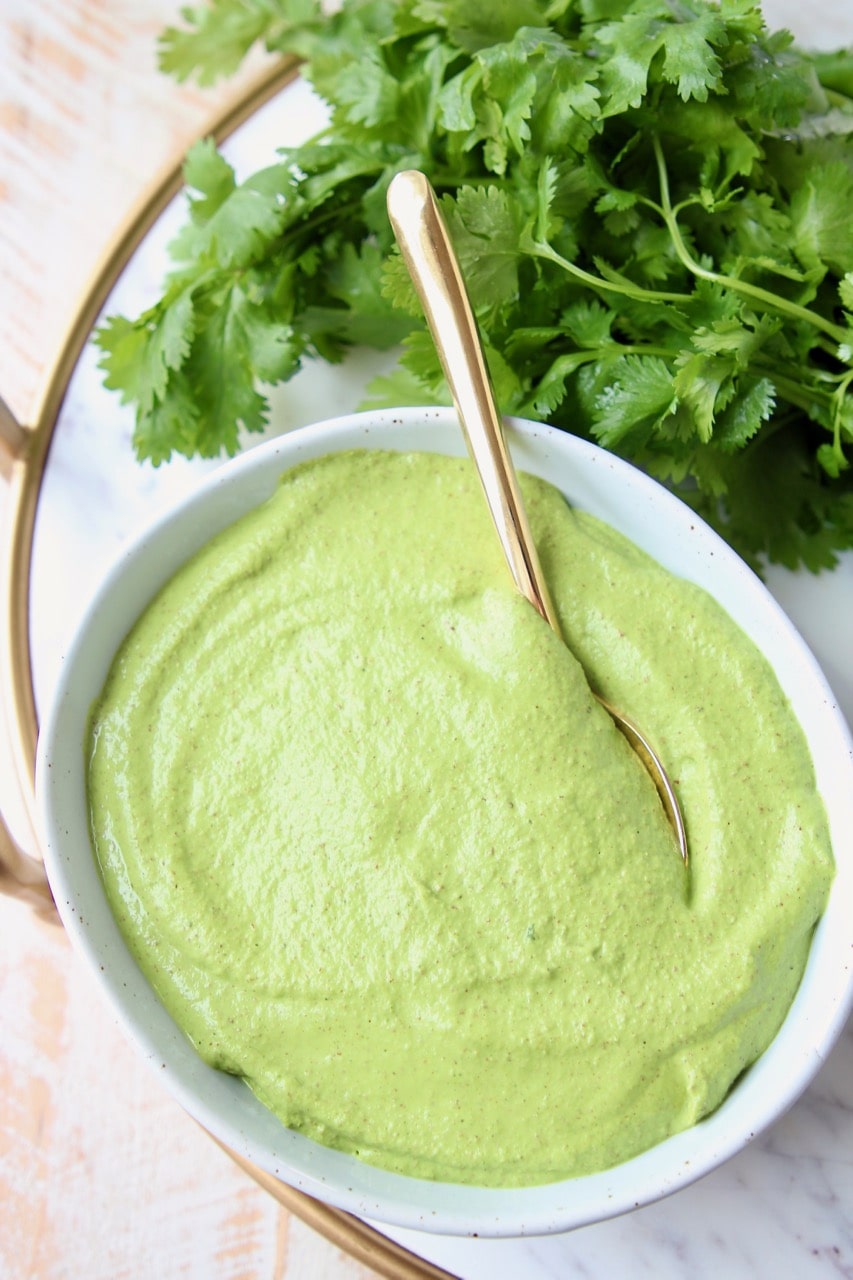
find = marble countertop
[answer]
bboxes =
[1,2,852,1277]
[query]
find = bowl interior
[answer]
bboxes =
[36,407,853,1236]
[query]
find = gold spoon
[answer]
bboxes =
[386,169,688,866]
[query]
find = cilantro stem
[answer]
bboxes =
[831,368,853,460]
[817,336,845,361]
[523,234,688,306]
[651,136,851,348]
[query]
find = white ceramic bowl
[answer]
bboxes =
[37,407,853,1237]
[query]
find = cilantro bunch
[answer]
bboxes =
[95,0,853,570]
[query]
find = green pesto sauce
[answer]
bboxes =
[87,450,834,1186]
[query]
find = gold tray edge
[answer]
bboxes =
[2,56,460,1280]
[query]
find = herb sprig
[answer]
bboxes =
[95,0,853,571]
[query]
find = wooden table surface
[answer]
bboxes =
[3,4,852,1279]
[0,3,374,1276]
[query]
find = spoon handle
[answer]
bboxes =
[387,170,688,866]
[386,170,562,637]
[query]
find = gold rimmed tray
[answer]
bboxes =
[0,55,455,1280]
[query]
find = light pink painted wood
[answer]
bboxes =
[0,4,377,1276]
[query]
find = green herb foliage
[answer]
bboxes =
[95,0,853,571]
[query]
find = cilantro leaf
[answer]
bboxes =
[595,0,727,116]
[579,354,677,448]
[159,0,324,85]
[713,376,776,451]
[790,160,853,277]
[444,186,524,312]
[96,290,196,416]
